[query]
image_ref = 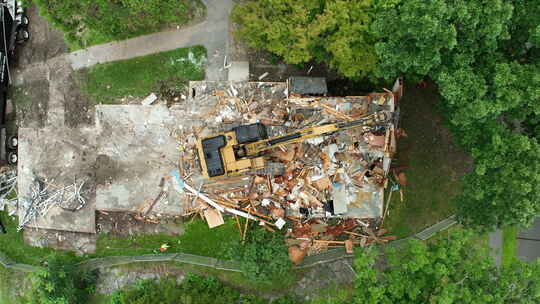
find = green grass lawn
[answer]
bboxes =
[0,209,75,266]
[79,46,206,104]
[383,84,473,238]
[502,226,518,267]
[34,0,206,50]
[93,218,240,259]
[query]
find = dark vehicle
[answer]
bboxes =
[0,0,28,166]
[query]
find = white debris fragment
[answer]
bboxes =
[306,136,324,146]
[275,217,286,230]
[229,84,238,96]
[141,93,158,105]
[258,72,269,80]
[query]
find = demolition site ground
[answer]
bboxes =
[0,4,473,301]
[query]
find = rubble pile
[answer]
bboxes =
[0,168,17,216]
[146,78,403,263]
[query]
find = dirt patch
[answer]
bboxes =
[95,154,122,186]
[11,81,49,128]
[23,228,97,255]
[13,4,68,67]
[96,211,185,237]
[383,83,473,237]
[247,49,339,82]
[64,72,95,127]
[96,263,187,295]
[292,258,354,300]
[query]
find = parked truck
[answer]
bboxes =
[0,0,28,165]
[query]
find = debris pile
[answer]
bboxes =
[0,168,17,216]
[129,78,404,263]
[18,178,88,231]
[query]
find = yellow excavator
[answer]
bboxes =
[197,112,389,179]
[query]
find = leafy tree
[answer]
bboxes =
[436,60,540,230]
[501,0,540,61]
[371,0,539,230]
[371,0,457,80]
[310,0,377,78]
[229,227,292,282]
[232,0,377,78]
[456,127,540,229]
[371,0,512,80]
[353,230,540,303]
[25,254,97,304]
[231,0,322,64]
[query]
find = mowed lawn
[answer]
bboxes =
[80,46,206,104]
[502,226,518,267]
[92,219,241,259]
[383,84,473,238]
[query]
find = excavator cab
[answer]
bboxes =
[198,123,268,178]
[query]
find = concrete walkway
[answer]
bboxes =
[489,230,503,266]
[67,0,233,81]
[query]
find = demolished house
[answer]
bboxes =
[14,76,403,261]
[175,77,403,261]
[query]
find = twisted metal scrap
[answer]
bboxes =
[17,178,88,231]
[0,169,17,216]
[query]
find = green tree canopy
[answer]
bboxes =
[232,0,539,230]
[371,0,539,230]
[354,231,540,303]
[371,0,512,80]
[232,0,377,78]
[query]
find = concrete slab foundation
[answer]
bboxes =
[95,105,186,215]
[228,61,249,81]
[17,127,97,233]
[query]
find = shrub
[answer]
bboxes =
[25,253,97,304]
[229,228,293,283]
[110,274,283,304]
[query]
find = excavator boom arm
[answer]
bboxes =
[244,112,383,155]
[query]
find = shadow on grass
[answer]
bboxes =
[384,83,473,238]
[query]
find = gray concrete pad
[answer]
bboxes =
[489,229,502,266]
[228,61,249,81]
[518,217,540,262]
[95,105,186,215]
[17,127,97,233]
[518,239,540,262]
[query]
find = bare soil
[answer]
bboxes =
[247,48,339,82]
[64,71,95,127]
[96,211,185,237]
[12,80,49,128]
[13,4,68,67]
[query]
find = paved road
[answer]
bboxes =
[67,0,233,81]
[517,217,540,262]
[489,217,540,265]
